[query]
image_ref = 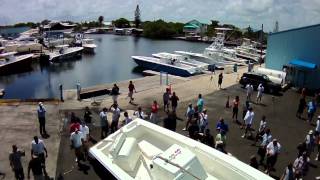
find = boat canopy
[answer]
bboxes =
[289,59,317,69]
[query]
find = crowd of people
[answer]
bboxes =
[7,78,320,179]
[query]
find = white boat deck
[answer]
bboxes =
[0,54,33,67]
[48,47,83,61]
[90,119,274,180]
[132,56,199,74]
[152,52,209,68]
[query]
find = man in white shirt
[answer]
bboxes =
[80,123,90,160]
[134,106,145,119]
[31,136,48,168]
[266,139,281,174]
[110,103,121,133]
[80,123,90,141]
[70,129,84,165]
[256,84,265,103]
[99,108,108,139]
[246,84,254,101]
[242,107,254,138]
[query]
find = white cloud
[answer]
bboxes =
[0,0,319,31]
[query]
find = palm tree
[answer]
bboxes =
[98,16,104,27]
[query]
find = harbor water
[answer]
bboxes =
[0,34,209,99]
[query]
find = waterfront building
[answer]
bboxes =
[266,24,320,90]
[183,20,208,38]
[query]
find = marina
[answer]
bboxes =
[0,6,319,179]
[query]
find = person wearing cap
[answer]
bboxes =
[265,139,281,174]
[9,145,25,180]
[27,154,46,180]
[70,128,84,166]
[163,88,171,112]
[31,136,48,172]
[242,107,255,138]
[305,130,315,156]
[99,108,109,139]
[37,102,47,136]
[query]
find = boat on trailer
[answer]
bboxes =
[89,119,274,180]
[131,55,201,77]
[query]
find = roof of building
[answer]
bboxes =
[184,24,200,29]
[269,23,320,36]
[185,19,207,26]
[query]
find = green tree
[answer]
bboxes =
[113,18,130,28]
[142,19,183,39]
[98,16,104,27]
[134,5,141,28]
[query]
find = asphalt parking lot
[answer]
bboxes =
[56,84,320,180]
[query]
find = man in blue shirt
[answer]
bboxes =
[216,118,229,133]
[307,99,316,124]
[37,102,47,136]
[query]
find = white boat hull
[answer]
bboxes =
[89,119,274,180]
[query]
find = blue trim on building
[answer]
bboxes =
[289,59,317,69]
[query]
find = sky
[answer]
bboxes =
[0,0,320,32]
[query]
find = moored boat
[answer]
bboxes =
[131,55,201,77]
[48,45,83,62]
[89,119,274,180]
[0,53,34,75]
[152,52,209,69]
